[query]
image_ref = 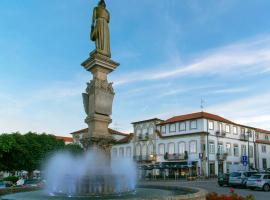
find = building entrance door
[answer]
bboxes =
[218,161,224,175]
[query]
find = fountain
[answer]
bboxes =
[2,1,206,199]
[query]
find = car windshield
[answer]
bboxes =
[230,172,241,177]
[250,175,262,179]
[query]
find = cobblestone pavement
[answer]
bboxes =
[141,180,270,200]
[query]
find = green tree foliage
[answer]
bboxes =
[0,132,81,173]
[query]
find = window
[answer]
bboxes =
[209,121,214,130]
[119,147,124,157]
[233,144,239,157]
[265,135,269,141]
[136,144,141,156]
[209,142,215,154]
[249,131,253,138]
[219,123,223,131]
[178,142,186,154]
[233,126,238,135]
[262,145,267,153]
[112,148,118,157]
[226,143,231,155]
[256,133,259,140]
[179,122,186,131]
[249,145,253,158]
[168,143,175,154]
[225,125,230,133]
[262,158,267,169]
[190,120,197,129]
[126,147,131,157]
[159,144,165,155]
[149,127,154,134]
[161,126,166,134]
[241,145,246,156]
[169,123,176,132]
[148,143,154,155]
[241,128,245,134]
[142,128,148,135]
[189,141,197,154]
[218,143,223,154]
[142,144,147,156]
[136,128,141,135]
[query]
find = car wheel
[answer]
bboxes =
[218,183,223,187]
[263,184,270,192]
[250,188,255,190]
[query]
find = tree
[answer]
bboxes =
[64,143,84,155]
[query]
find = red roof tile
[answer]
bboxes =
[116,133,134,144]
[56,136,73,143]
[256,140,270,145]
[255,128,270,134]
[159,112,234,125]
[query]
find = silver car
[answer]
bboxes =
[229,171,257,187]
[246,174,270,191]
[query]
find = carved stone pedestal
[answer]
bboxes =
[81,51,119,152]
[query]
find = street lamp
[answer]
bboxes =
[246,129,251,171]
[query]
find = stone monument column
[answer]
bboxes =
[81,0,119,155]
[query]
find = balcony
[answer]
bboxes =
[240,134,246,141]
[216,153,228,161]
[138,134,149,141]
[216,131,226,137]
[166,153,185,161]
[133,155,155,161]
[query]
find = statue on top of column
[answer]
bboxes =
[91,0,111,58]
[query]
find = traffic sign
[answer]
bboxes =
[242,155,248,162]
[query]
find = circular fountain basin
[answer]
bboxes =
[1,185,206,200]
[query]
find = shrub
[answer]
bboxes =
[206,189,255,200]
[3,176,19,184]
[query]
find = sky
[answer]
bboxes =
[1,0,270,136]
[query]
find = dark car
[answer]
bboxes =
[218,173,230,187]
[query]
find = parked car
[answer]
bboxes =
[229,171,257,188]
[0,181,5,189]
[246,174,270,191]
[23,179,42,187]
[218,173,230,186]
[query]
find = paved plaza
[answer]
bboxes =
[141,180,270,200]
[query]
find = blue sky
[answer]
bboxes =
[1,0,270,136]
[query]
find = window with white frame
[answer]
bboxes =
[159,143,165,155]
[233,144,239,157]
[190,120,197,129]
[148,143,154,155]
[226,143,231,155]
[265,135,269,141]
[169,123,176,132]
[225,125,230,133]
[161,126,166,134]
[119,147,124,157]
[142,128,148,135]
[241,145,246,156]
[136,144,141,156]
[136,128,141,135]
[189,141,197,154]
[256,133,259,139]
[168,142,175,154]
[262,145,267,153]
[233,126,238,135]
[178,142,186,154]
[142,144,147,156]
[218,143,223,154]
[241,128,245,134]
[209,121,214,130]
[209,141,215,154]
[179,122,186,131]
[149,126,154,134]
[126,147,131,157]
[219,123,223,131]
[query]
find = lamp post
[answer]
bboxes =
[246,129,251,171]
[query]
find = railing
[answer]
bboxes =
[216,153,228,160]
[138,134,149,141]
[240,134,246,140]
[216,131,226,137]
[133,155,155,161]
[167,153,185,161]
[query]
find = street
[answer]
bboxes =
[141,180,270,200]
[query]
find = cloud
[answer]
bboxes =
[208,87,250,94]
[113,34,270,86]
[207,92,270,130]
